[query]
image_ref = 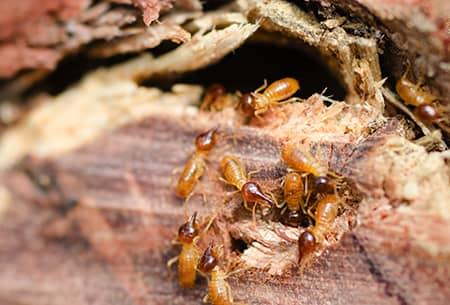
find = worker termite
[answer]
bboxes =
[298,194,339,264]
[240,77,300,117]
[395,73,437,107]
[198,242,247,305]
[175,128,218,201]
[395,73,450,132]
[167,212,214,288]
[200,84,237,111]
[279,171,312,227]
[220,155,277,223]
[281,143,336,195]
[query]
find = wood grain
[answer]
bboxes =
[1,112,449,305]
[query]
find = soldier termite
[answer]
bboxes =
[175,128,218,201]
[220,155,278,223]
[198,242,247,305]
[240,77,300,117]
[298,194,339,264]
[167,212,214,288]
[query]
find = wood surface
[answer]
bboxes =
[1,111,448,305]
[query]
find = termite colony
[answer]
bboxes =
[167,77,355,304]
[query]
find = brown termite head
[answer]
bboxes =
[201,84,229,111]
[281,209,301,227]
[414,104,440,123]
[240,93,255,116]
[195,128,218,152]
[198,241,219,274]
[178,212,199,243]
[206,84,226,101]
[281,210,314,228]
[241,181,275,206]
[298,230,316,264]
[314,176,334,194]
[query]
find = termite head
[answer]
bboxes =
[314,176,334,194]
[195,128,218,151]
[414,104,439,123]
[178,212,199,243]
[198,241,219,274]
[241,181,275,206]
[298,230,316,264]
[206,84,226,99]
[281,210,301,227]
[240,93,255,116]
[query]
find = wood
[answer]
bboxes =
[1,109,449,305]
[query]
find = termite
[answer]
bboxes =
[200,84,237,111]
[166,212,200,288]
[281,143,336,194]
[220,155,277,223]
[280,172,307,227]
[175,128,218,200]
[283,172,304,212]
[240,77,300,117]
[198,242,246,305]
[396,75,450,131]
[395,72,450,133]
[298,194,339,264]
[395,73,437,107]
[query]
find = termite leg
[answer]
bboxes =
[166,256,179,268]
[202,212,218,234]
[303,186,312,215]
[254,106,269,117]
[254,79,268,93]
[279,97,304,104]
[270,191,283,208]
[252,203,257,226]
[183,191,194,205]
[169,167,181,189]
[307,205,316,220]
[226,281,234,303]
[243,200,252,212]
[247,169,263,179]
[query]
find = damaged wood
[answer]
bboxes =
[0,0,449,304]
[1,105,449,305]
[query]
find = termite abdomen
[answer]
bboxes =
[263,77,300,103]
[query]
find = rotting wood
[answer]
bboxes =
[0,0,449,304]
[1,97,449,304]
